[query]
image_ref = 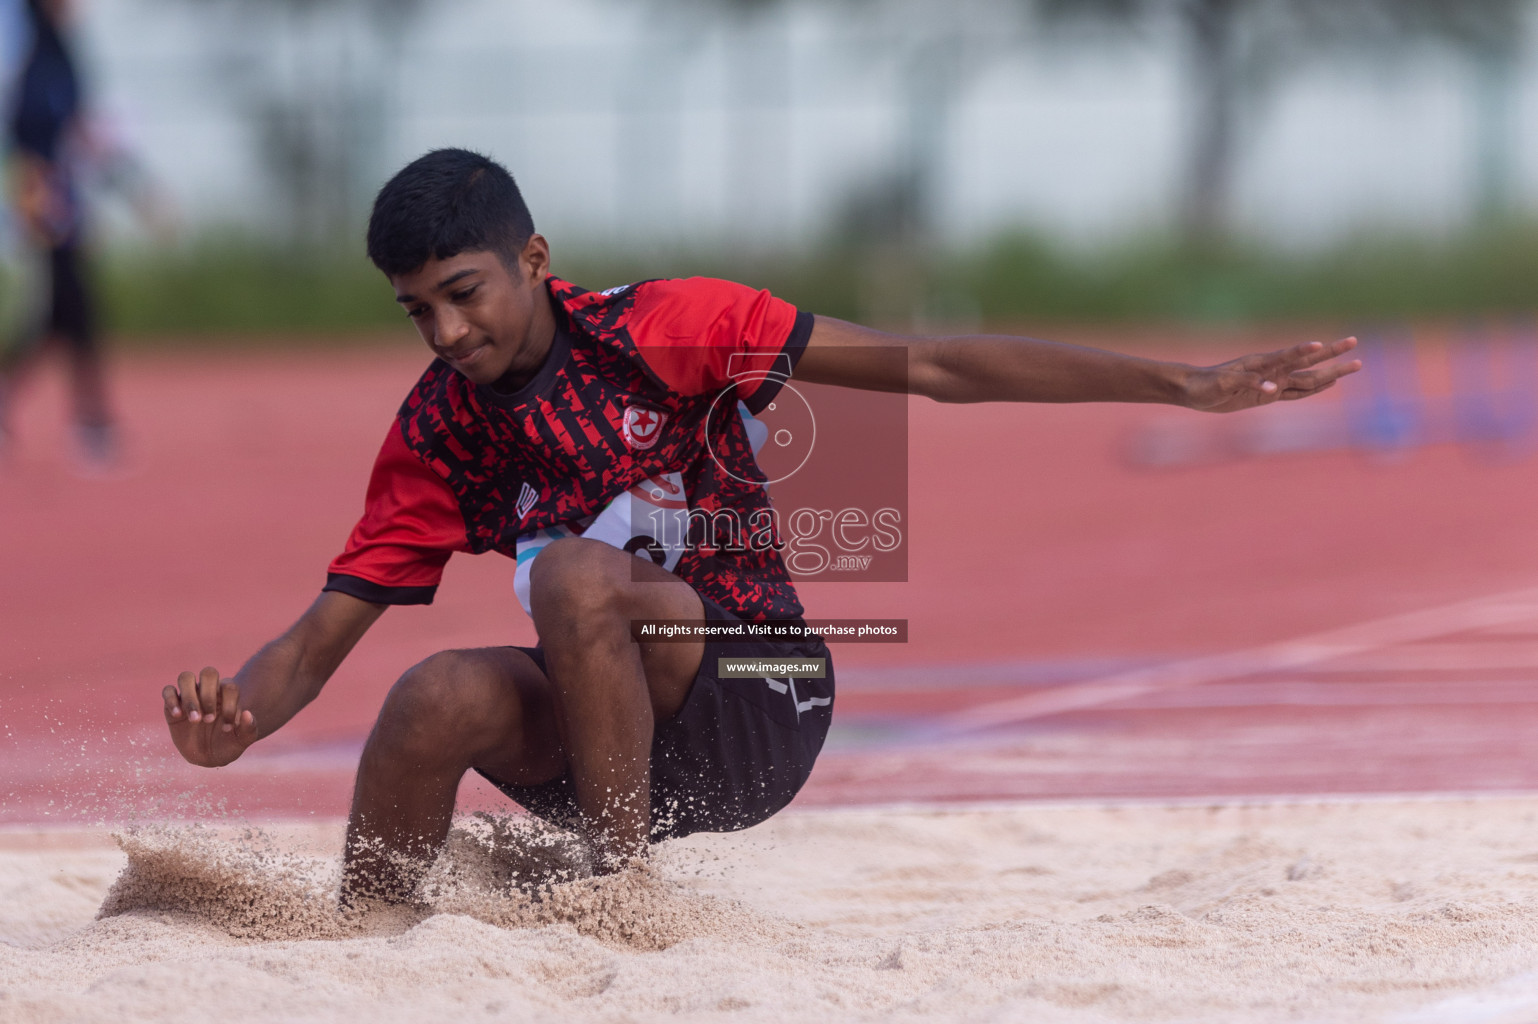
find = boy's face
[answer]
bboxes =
[389,236,554,387]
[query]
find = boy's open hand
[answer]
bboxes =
[163,667,258,767]
[1183,337,1361,413]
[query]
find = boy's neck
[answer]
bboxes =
[489,287,559,395]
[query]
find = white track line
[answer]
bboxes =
[1095,679,1538,710]
[1296,642,1538,672]
[789,789,1538,817]
[938,586,1538,734]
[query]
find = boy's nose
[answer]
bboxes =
[436,311,471,347]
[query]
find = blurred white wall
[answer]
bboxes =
[75,0,1538,251]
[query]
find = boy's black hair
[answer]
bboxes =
[366,149,536,276]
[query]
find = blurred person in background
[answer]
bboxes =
[0,0,166,471]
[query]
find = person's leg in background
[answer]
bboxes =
[50,239,114,467]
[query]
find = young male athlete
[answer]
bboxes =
[162,149,1360,901]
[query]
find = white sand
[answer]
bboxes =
[6,797,1538,1023]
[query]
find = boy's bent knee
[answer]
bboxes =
[372,650,516,764]
[528,538,628,621]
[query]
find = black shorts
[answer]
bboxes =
[478,598,835,841]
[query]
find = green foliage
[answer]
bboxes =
[90,223,1538,345]
[97,239,403,346]
[552,248,870,324]
[953,223,1538,325]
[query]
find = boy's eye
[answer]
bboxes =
[451,286,478,302]
[406,306,428,320]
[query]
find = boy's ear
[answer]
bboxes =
[520,234,550,283]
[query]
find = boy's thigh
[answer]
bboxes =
[533,537,708,720]
[480,599,835,840]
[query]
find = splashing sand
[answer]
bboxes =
[8,797,1538,1023]
[97,815,761,951]
[99,824,347,940]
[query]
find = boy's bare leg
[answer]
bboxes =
[343,538,705,902]
[528,538,706,870]
[342,647,566,904]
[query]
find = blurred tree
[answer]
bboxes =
[601,0,781,247]
[165,0,425,248]
[1036,0,1531,243]
[832,0,1030,245]
[624,0,817,248]
[631,0,1027,246]
[626,0,1025,326]
[1397,0,1529,219]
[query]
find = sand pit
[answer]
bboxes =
[6,796,1538,1023]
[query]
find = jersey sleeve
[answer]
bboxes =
[323,420,470,606]
[625,277,814,413]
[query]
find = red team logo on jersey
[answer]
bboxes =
[622,403,668,450]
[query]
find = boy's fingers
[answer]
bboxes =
[1284,359,1361,391]
[177,670,201,722]
[1261,341,1326,374]
[218,681,240,732]
[1282,380,1335,400]
[234,709,258,745]
[196,667,220,717]
[1260,337,1358,375]
[1289,337,1354,367]
[162,685,184,723]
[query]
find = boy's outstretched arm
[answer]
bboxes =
[162,591,386,768]
[794,315,1361,410]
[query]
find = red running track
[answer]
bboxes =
[2,333,1537,823]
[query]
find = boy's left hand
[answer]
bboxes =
[163,667,259,767]
[1183,337,1361,413]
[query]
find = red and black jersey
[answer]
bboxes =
[325,276,814,625]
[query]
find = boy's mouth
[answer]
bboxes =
[445,342,489,368]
